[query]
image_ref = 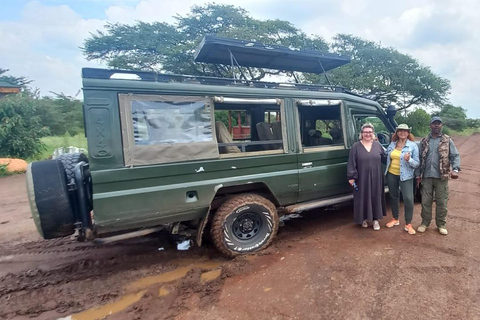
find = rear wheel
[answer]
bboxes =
[26,160,75,239]
[211,194,279,257]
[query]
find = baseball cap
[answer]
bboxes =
[430,116,443,124]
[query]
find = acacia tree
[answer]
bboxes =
[83,4,450,112]
[321,35,450,111]
[83,4,329,80]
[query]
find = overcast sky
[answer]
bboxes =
[1,0,479,118]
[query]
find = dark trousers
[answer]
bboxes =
[386,172,414,224]
[420,177,449,228]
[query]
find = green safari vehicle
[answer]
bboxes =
[26,36,397,256]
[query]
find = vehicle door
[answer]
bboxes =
[296,99,351,203]
[344,103,396,179]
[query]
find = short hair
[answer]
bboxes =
[359,123,374,140]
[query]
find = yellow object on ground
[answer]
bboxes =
[0,158,28,173]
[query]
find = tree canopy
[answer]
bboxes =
[313,35,451,111]
[83,4,328,80]
[0,68,32,88]
[435,104,468,131]
[395,108,431,137]
[82,4,450,112]
[0,93,49,158]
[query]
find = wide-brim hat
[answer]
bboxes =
[395,123,411,132]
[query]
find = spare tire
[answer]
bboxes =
[55,153,89,183]
[55,153,92,211]
[26,160,75,239]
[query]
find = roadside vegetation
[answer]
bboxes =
[1,4,479,164]
[30,133,87,161]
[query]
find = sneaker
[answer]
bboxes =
[373,220,380,231]
[438,228,448,235]
[362,220,368,228]
[404,224,416,235]
[417,225,428,233]
[386,218,400,228]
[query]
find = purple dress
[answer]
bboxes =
[347,141,387,224]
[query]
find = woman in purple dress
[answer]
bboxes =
[347,123,387,230]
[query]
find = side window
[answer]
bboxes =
[354,116,391,146]
[132,99,212,145]
[297,100,344,150]
[119,94,218,166]
[213,98,285,156]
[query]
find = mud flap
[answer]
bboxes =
[195,205,212,247]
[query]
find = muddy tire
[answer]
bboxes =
[211,194,279,257]
[26,160,75,239]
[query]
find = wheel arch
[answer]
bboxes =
[211,182,280,211]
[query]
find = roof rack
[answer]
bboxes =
[194,35,350,88]
[194,35,350,74]
[82,67,359,94]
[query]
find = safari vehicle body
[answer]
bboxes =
[27,36,397,256]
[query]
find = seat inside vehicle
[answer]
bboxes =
[215,121,241,153]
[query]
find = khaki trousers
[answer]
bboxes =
[420,177,449,229]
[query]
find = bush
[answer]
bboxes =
[395,108,430,137]
[0,93,49,158]
[437,104,468,131]
[0,164,8,176]
[466,118,480,128]
[35,96,84,136]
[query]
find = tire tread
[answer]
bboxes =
[211,193,279,257]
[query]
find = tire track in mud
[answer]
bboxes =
[0,239,156,259]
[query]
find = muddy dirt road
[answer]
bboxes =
[1,134,479,320]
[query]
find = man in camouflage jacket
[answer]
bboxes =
[415,116,461,235]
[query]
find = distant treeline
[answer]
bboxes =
[395,105,479,137]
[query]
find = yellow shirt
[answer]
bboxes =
[388,149,401,175]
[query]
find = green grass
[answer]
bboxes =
[29,134,88,161]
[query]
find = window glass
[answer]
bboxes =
[119,94,219,166]
[132,99,213,145]
[355,116,391,146]
[297,103,344,149]
[213,102,284,155]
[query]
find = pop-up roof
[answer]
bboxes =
[194,35,350,74]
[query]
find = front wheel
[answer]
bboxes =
[211,194,279,257]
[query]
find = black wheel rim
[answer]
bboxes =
[231,212,263,241]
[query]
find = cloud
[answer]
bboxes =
[0,1,104,97]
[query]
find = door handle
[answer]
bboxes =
[301,162,313,168]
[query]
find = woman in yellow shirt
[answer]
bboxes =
[384,124,420,234]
